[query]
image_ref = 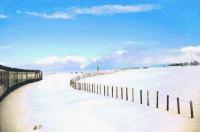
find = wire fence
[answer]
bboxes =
[70,72,200,119]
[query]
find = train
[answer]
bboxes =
[0,64,42,98]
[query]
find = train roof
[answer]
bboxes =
[0,64,41,73]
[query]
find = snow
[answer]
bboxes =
[0,67,200,132]
[79,66,200,118]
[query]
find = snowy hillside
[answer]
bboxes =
[79,66,200,117]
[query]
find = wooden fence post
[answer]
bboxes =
[112,86,113,97]
[100,85,101,95]
[156,91,159,108]
[167,95,169,111]
[147,91,149,106]
[77,83,79,90]
[107,86,109,96]
[89,84,91,92]
[92,84,93,93]
[94,84,96,93]
[121,87,123,99]
[97,84,99,94]
[190,101,194,118]
[104,85,106,96]
[140,90,142,104]
[81,83,83,91]
[126,88,128,101]
[81,83,85,89]
[132,88,134,102]
[86,83,88,92]
[81,83,83,90]
[116,87,118,99]
[74,82,76,89]
[177,98,180,114]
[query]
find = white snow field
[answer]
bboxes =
[0,67,199,132]
[79,66,200,118]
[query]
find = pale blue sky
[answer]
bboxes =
[0,0,200,71]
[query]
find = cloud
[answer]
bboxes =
[25,11,74,20]
[88,45,200,69]
[35,56,88,68]
[72,4,160,15]
[25,4,161,20]
[115,49,127,55]
[0,14,7,19]
[19,45,200,72]
[0,46,11,49]
[180,45,200,54]
[21,56,90,73]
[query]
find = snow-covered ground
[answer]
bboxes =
[0,68,200,132]
[79,66,200,118]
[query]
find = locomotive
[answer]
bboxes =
[0,64,42,98]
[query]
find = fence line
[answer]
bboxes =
[70,72,198,119]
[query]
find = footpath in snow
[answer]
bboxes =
[0,72,199,132]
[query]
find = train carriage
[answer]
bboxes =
[0,65,42,99]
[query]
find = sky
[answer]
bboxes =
[0,0,200,72]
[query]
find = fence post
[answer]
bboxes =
[167,95,169,111]
[147,91,149,106]
[156,91,159,108]
[116,87,118,99]
[87,83,89,91]
[107,86,109,96]
[104,85,106,96]
[81,83,83,91]
[190,101,194,118]
[132,88,134,102]
[121,87,123,99]
[94,84,96,93]
[140,90,142,104]
[81,85,83,89]
[100,85,101,95]
[74,82,77,89]
[89,84,91,92]
[112,86,113,97]
[97,85,99,94]
[92,84,93,93]
[177,98,180,114]
[126,88,128,101]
